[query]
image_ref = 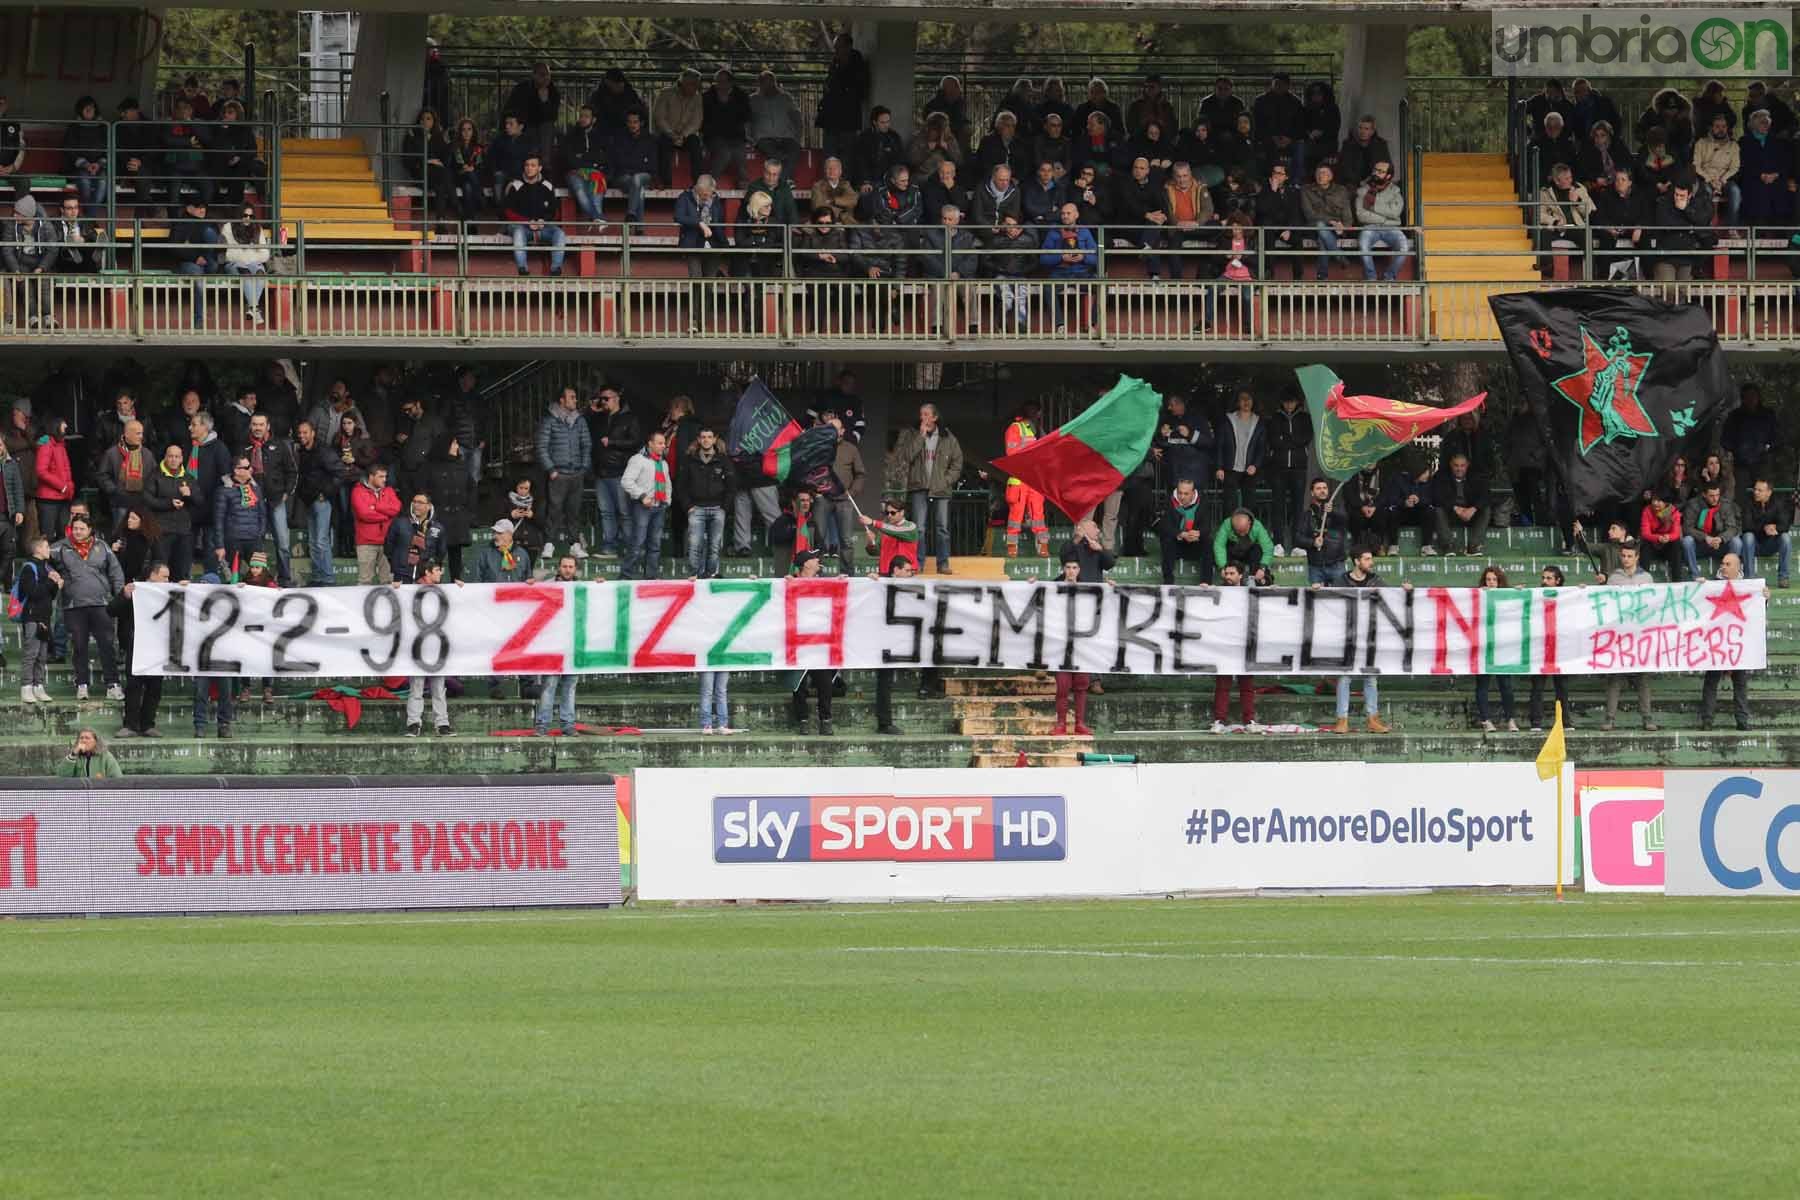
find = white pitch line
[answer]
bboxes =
[838,946,1796,969]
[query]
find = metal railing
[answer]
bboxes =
[0,271,1787,349]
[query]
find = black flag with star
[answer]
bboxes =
[1490,289,1734,515]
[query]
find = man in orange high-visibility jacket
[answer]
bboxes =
[1004,400,1050,556]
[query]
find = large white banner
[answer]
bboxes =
[0,781,622,915]
[1665,770,1800,897]
[132,578,1766,678]
[635,765,1576,901]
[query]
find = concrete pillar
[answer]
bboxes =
[347,12,428,168]
[1341,24,1412,176]
[857,368,892,506]
[853,21,918,139]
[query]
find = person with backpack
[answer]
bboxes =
[12,534,56,694]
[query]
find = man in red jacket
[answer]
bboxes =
[350,463,402,584]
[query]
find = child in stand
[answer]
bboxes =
[238,550,278,704]
[860,498,920,574]
[14,536,59,702]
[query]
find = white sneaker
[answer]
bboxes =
[106,683,125,701]
[1210,720,1228,734]
[1421,545,1439,556]
[32,684,50,702]
[569,542,589,559]
[20,685,34,704]
[701,726,716,735]
[76,684,89,701]
[717,726,737,736]
[1273,544,1286,558]
[541,541,556,560]
[1481,719,1496,733]
[246,307,265,325]
[1246,721,1266,733]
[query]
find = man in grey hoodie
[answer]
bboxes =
[534,385,593,559]
[2,195,54,328]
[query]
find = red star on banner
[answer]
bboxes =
[1707,580,1750,622]
[1551,327,1656,455]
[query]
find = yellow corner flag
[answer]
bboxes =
[1535,702,1566,782]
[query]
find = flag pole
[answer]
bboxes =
[1555,701,1565,902]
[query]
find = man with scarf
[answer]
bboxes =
[619,429,671,580]
[95,418,148,523]
[384,490,446,584]
[1352,159,1408,281]
[1159,477,1211,584]
[212,455,267,575]
[500,476,548,564]
[1002,401,1050,558]
[186,411,232,562]
[1680,480,1743,582]
[473,518,536,701]
[769,486,821,577]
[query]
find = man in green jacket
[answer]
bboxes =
[891,402,963,574]
[58,727,123,778]
[1214,506,1276,583]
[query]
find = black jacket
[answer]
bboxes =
[560,123,608,172]
[1301,498,1347,567]
[678,448,735,509]
[1058,537,1115,583]
[1266,407,1314,472]
[702,87,751,142]
[503,177,558,222]
[591,407,642,478]
[250,436,297,502]
[385,512,447,583]
[851,128,905,189]
[294,436,344,505]
[143,467,193,536]
[1431,469,1490,510]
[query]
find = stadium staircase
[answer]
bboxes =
[1419,153,1538,341]
[4,523,1795,778]
[278,136,417,244]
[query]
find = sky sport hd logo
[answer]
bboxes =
[1492,10,1792,78]
[713,795,1066,863]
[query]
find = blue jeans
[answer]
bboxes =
[267,498,293,585]
[1681,533,1743,579]
[1308,563,1346,586]
[623,502,666,578]
[1743,530,1792,581]
[1474,676,1515,723]
[535,673,578,734]
[1336,674,1378,717]
[595,476,625,553]
[699,671,730,730]
[1314,224,1342,279]
[74,169,108,209]
[617,171,651,224]
[1357,227,1410,280]
[227,262,266,309]
[308,498,335,585]
[908,489,952,569]
[1722,179,1743,227]
[687,505,724,577]
[193,678,236,731]
[565,170,602,221]
[511,223,566,272]
[175,227,221,321]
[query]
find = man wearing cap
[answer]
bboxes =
[534,554,583,737]
[3,194,54,329]
[786,549,836,735]
[473,517,535,700]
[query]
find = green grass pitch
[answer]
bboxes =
[5,894,1797,1197]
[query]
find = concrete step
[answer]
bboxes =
[971,750,1082,767]
[945,676,1056,698]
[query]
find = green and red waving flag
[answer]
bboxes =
[1296,364,1487,481]
[990,375,1162,520]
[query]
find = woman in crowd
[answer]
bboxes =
[109,499,160,582]
[450,117,487,223]
[59,727,123,779]
[331,409,376,556]
[404,107,456,229]
[221,203,271,324]
[33,416,74,541]
[1472,565,1518,733]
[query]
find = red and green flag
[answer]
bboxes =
[1296,364,1487,481]
[990,375,1162,520]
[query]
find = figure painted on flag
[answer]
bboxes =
[1003,400,1050,557]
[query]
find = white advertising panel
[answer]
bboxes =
[635,764,1574,901]
[1665,770,1800,896]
